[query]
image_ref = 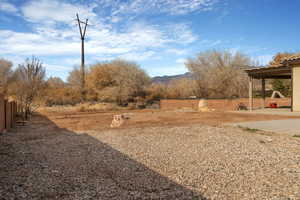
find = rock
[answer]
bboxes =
[198,99,211,112]
[110,115,125,128]
[110,114,132,128]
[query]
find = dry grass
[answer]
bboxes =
[38,102,126,113]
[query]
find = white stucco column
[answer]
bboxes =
[292,65,300,111]
[249,76,253,111]
[261,78,265,109]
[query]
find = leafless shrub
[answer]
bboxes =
[10,57,45,118]
[0,58,13,95]
[185,50,253,98]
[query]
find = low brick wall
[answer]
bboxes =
[160,98,291,111]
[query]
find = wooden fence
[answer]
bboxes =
[0,94,18,133]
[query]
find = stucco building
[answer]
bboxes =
[245,56,300,112]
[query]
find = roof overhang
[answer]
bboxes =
[282,57,300,65]
[244,56,300,79]
[245,65,291,79]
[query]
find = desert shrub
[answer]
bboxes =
[74,102,121,112]
[44,87,82,106]
[86,59,150,104]
[146,78,198,100]
[165,78,198,98]
[146,83,168,101]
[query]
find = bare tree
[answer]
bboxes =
[185,50,252,98]
[12,57,45,119]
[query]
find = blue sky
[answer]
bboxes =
[0,0,300,80]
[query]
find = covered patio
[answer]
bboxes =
[245,56,300,112]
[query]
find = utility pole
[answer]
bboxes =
[76,13,88,100]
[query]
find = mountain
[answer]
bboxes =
[151,72,192,84]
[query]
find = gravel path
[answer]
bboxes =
[0,114,299,199]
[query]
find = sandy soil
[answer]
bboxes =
[0,110,299,199]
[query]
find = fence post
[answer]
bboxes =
[4,99,7,130]
[0,94,4,133]
[6,101,12,129]
[11,102,15,128]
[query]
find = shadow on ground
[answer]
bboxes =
[0,114,206,199]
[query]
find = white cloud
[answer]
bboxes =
[101,0,217,17]
[21,0,97,24]
[0,0,200,60]
[199,39,222,47]
[166,49,187,55]
[0,20,198,59]
[176,58,186,64]
[148,64,188,76]
[0,0,18,13]
[117,51,159,61]
[0,0,211,78]
[253,54,273,65]
[0,29,79,56]
[167,23,198,44]
[44,64,73,72]
[63,58,81,66]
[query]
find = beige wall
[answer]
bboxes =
[293,65,300,111]
[160,98,291,111]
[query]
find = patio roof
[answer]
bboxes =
[245,65,291,79]
[245,55,300,79]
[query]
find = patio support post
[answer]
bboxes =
[291,67,293,112]
[249,76,253,111]
[261,78,265,109]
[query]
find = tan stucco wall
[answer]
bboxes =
[293,65,300,111]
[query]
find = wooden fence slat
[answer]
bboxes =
[0,94,5,133]
[5,101,12,129]
[0,94,18,133]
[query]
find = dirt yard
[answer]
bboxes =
[0,110,299,199]
[40,109,300,131]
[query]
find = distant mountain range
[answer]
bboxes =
[151,72,192,84]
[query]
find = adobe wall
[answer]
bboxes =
[160,98,291,111]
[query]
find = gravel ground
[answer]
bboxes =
[0,114,299,199]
